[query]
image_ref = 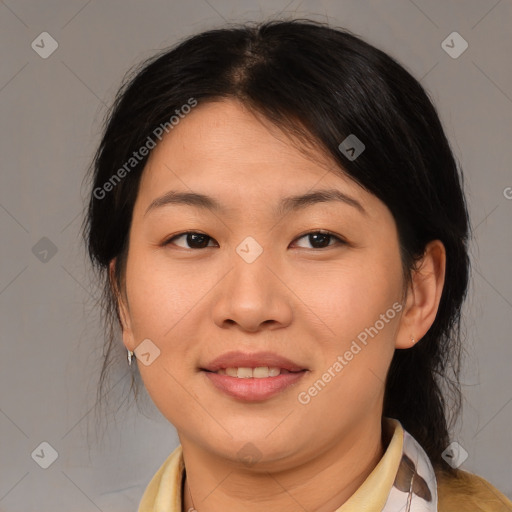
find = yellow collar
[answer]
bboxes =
[137,418,404,512]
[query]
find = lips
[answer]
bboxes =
[200,350,307,373]
[200,350,309,401]
[203,370,307,401]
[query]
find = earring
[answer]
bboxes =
[127,350,135,366]
[411,335,416,345]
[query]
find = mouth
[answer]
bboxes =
[199,351,308,401]
[200,350,308,374]
[201,367,305,378]
[200,367,308,401]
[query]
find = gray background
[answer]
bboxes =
[1,1,511,510]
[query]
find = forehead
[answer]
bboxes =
[134,99,380,219]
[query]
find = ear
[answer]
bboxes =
[395,240,446,349]
[109,258,135,351]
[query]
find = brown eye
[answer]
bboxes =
[293,231,345,249]
[165,232,217,249]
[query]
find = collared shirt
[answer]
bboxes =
[137,418,512,512]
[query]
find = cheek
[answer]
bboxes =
[124,249,203,339]
[124,250,203,426]
[293,249,402,404]
[296,255,403,343]
[296,267,399,417]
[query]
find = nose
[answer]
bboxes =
[211,250,293,333]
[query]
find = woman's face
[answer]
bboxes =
[116,98,408,467]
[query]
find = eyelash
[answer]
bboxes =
[162,230,346,250]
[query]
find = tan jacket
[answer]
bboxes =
[437,469,512,511]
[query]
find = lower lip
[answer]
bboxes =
[202,370,307,401]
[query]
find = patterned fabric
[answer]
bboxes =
[382,428,438,512]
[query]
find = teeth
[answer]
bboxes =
[216,367,285,378]
[237,367,253,378]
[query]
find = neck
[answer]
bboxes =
[180,416,387,512]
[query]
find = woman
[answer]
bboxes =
[83,19,512,512]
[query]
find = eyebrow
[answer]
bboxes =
[144,188,367,217]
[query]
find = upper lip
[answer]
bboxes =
[201,351,307,372]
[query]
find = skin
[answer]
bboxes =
[111,98,446,512]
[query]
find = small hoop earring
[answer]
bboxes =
[127,350,135,366]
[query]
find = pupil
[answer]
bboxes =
[310,233,330,248]
[188,233,209,248]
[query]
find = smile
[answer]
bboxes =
[202,369,307,401]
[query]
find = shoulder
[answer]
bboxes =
[437,468,512,512]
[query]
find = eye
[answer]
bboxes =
[163,231,218,249]
[292,230,345,249]
[163,230,346,250]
